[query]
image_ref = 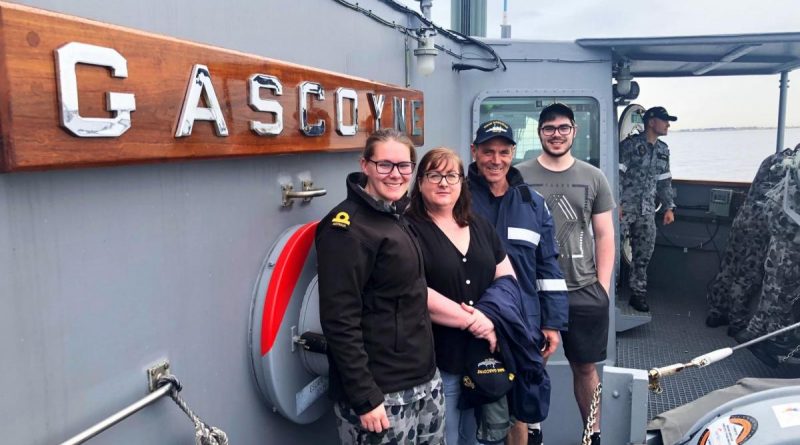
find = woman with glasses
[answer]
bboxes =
[407,147,516,445]
[316,129,445,445]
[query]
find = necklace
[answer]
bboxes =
[429,212,458,230]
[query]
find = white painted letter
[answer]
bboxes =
[175,64,228,137]
[393,97,407,133]
[298,82,325,136]
[248,74,283,136]
[335,88,358,136]
[55,42,136,138]
[368,93,385,131]
[411,100,423,136]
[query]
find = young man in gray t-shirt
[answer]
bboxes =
[517,103,615,445]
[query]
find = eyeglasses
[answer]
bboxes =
[366,159,416,175]
[540,124,574,136]
[423,171,463,185]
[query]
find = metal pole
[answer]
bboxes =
[501,0,511,38]
[776,71,789,153]
[60,383,173,445]
[405,35,411,87]
[419,0,433,20]
[461,0,470,36]
[451,0,485,36]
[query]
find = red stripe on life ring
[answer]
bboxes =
[260,221,318,356]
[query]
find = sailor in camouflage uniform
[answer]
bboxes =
[706,150,791,334]
[618,107,677,312]
[736,148,800,365]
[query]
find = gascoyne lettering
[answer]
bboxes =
[0,2,424,172]
[55,44,419,140]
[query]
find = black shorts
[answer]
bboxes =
[561,281,610,363]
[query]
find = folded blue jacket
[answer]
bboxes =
[475,275,551,423]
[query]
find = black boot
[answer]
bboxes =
[735,330,780,367]
[629,294,649,312]
[726,324,745,338]
[747,342,780,368]
[734,329,758,345]
[590,432,601,445]
[705,312,729,327]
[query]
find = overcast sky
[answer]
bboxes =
[396,0,800,130]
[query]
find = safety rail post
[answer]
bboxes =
[600,366,649,445]
[776,71,789,153]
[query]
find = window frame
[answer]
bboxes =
[472,90,604,168]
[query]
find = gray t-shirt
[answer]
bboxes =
[517,158,616,290]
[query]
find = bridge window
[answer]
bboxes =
[478,97,600,167]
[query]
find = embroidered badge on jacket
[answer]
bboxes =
[331,211,351,229]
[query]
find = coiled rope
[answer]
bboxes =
[156,375,229,445]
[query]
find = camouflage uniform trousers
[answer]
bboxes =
[334,372,445,445]
[744,227,800,342]
[620,211,656,297]
[706,201,770,329]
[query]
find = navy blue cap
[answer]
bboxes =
[643,106,677,123]
[473,120,516,145]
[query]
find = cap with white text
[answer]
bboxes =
[473,120,516,145]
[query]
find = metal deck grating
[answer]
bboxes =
[615,263,800,420]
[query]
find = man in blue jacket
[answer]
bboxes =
[468,119,569,445]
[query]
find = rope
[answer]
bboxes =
[156,375,229,445]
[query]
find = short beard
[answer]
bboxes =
[542,143,571,158]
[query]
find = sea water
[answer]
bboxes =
[664,128,800,182]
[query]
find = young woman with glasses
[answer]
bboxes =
[316,129,445,444]
[407,147,516,445]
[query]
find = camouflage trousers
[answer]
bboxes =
[334,372,445,445]
[744,235,800,341]
[706,202,770,329]
[620,211,656,297]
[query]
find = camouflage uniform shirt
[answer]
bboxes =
[619,133,675,215]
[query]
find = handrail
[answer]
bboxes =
[59,382,173,445]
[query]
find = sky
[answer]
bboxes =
[395,0,800,130]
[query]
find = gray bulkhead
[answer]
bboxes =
[0,1,615,443]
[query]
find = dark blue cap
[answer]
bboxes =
[643,106,677,123]
[473,120,516,145]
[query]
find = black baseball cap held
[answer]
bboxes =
[643,106,678,123]
[473,120,516,145]
[458,337,514,409]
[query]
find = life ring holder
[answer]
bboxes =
[618,103,645,141]
[248,222,330,424]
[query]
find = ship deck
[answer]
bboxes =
[615,244,800,420]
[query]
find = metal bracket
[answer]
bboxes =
[291,325,299,352]
[281,180,327,207]
[147,360,170,392]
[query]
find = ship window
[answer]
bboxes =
[478,97,600,167]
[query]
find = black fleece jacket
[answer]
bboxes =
[316,172,436,414]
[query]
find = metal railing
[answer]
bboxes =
[59,381,174,445]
